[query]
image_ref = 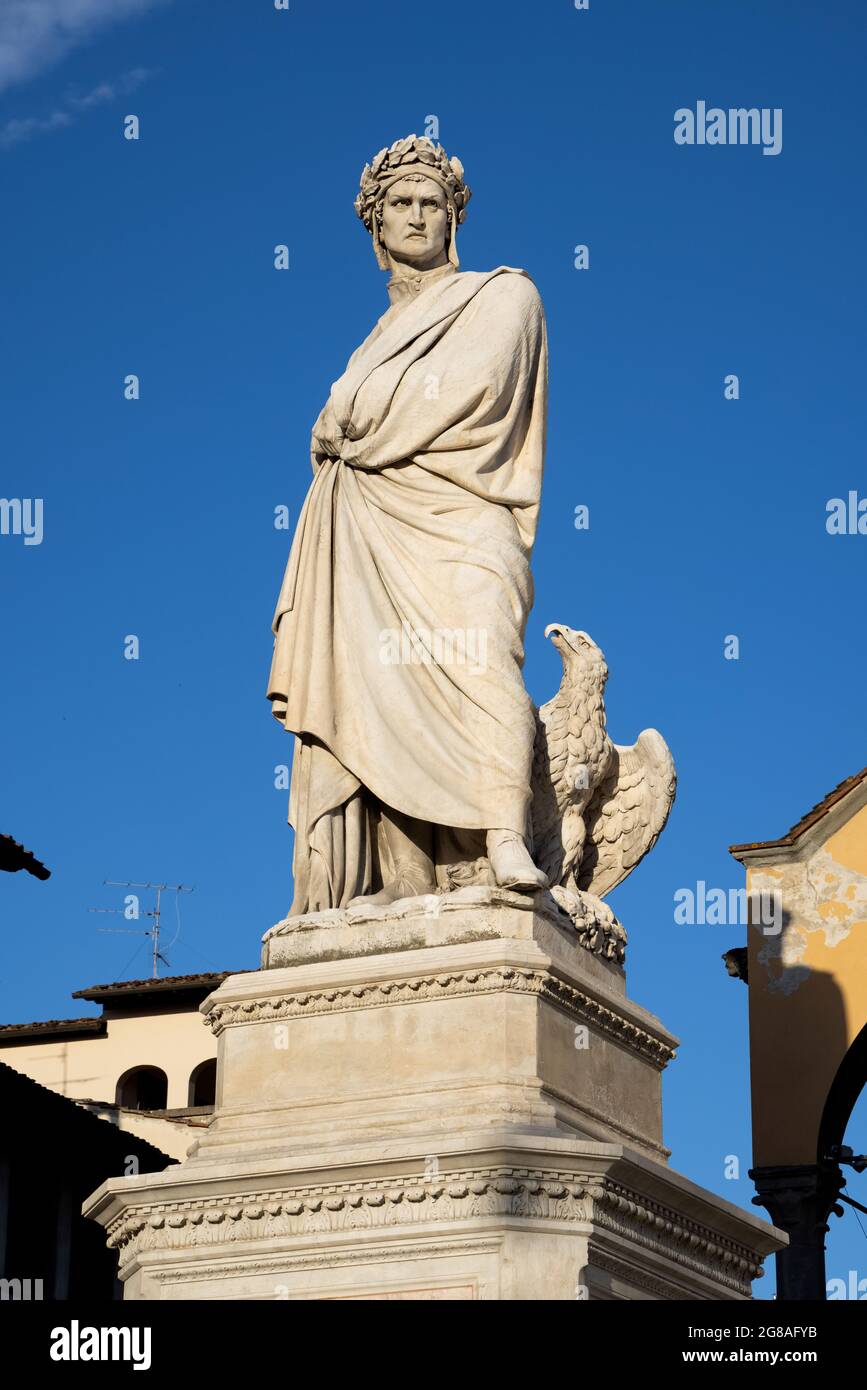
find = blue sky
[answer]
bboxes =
[2,0,867,1296]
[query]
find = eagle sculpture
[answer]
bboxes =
[530,625,676,957]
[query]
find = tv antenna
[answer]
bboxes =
[88,881,194,979]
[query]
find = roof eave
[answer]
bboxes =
[730,768,867,867]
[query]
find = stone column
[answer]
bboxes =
[750,1163,844,1301]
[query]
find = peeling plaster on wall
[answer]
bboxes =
[806,848,867,944]
[751,849,867,996]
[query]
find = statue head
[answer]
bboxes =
[355,135,472,272]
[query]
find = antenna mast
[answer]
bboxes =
[89,881,194,978]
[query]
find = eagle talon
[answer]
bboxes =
[549,884,627,962]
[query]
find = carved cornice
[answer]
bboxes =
[205,967,676,1070]
[586,1178,761,1295]
[541,975,675,1068]
[104,1165,759,1294]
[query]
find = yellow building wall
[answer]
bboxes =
[0,1006,216,1112]
[747,801,867,1166]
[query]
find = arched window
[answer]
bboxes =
[188,1058,217,1108]
[115,1066,168,1111]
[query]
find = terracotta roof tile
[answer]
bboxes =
[72,970,246,1001]
[730,767,867,855]
[0,1017,105,1040]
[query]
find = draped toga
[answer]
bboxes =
[268,265,547,913]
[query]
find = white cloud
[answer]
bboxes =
[0,108,72,147]
[68,64,154,108]
[0,65,155,147]
[0,0,170,96]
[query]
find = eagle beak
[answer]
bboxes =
[545,626,604,661]
[544,624,570,652]
[545,624,584,650]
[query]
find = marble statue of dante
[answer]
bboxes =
[268,134,549,915]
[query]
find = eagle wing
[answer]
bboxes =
[576,729,676,898]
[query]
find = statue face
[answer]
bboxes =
[379,176,449,269]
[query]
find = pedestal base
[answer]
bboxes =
[85,890,784,1299]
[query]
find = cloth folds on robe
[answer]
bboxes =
[268,265,547,913]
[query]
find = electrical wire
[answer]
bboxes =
[111,938,148,984]
[841,1185,867,1244]
[165,886,184,954]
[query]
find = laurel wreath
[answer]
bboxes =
[354,135,471,231]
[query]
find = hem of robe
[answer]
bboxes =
[285,731,509,915]
[287,735,376,914]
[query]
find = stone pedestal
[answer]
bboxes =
[85,889,784,1299]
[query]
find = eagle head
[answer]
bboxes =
[544,625,608,689]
